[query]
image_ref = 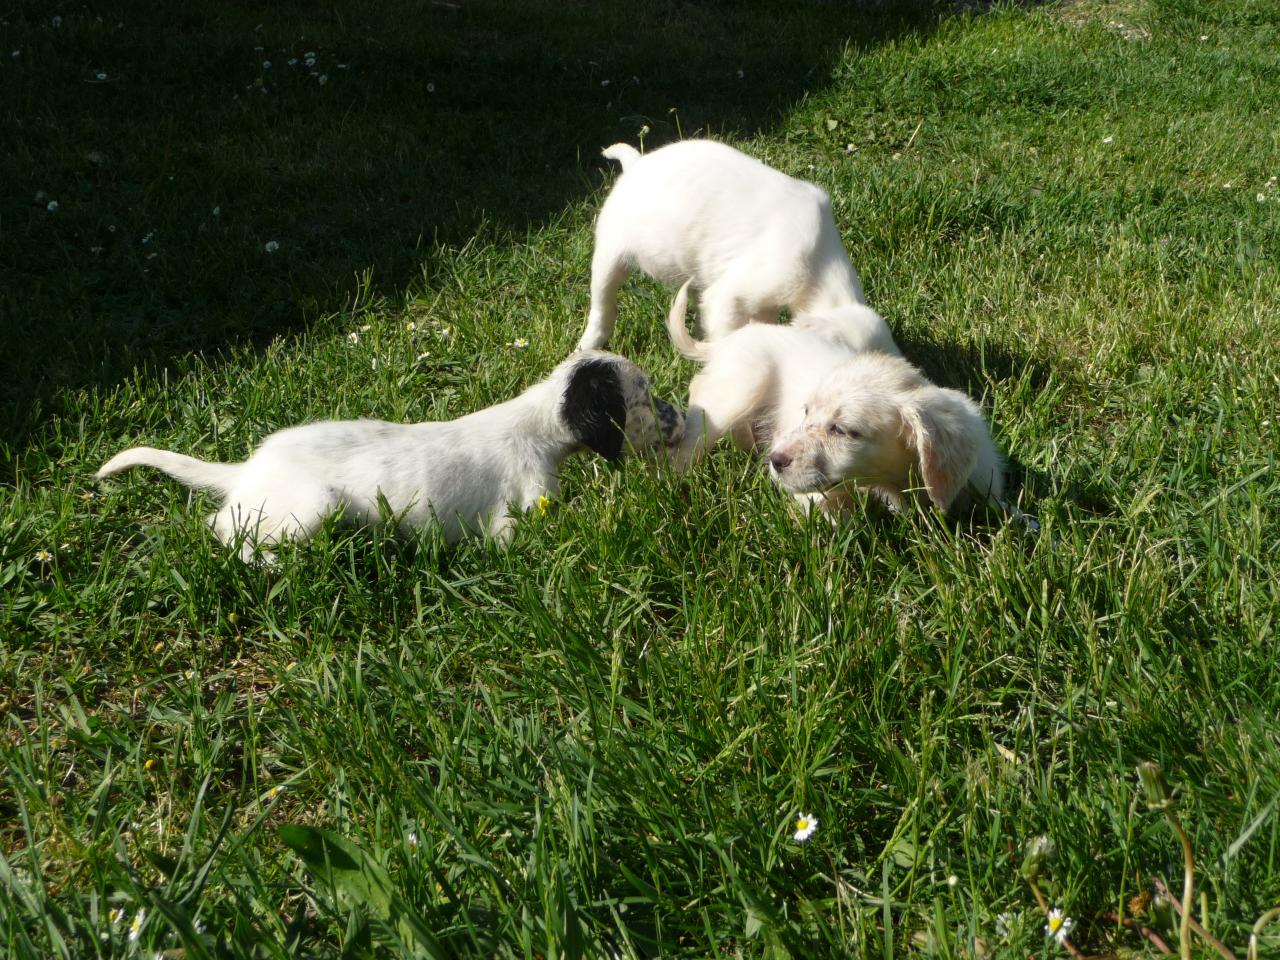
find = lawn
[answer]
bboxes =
[3,0,1279,957]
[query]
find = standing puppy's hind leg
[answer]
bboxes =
[578,243,630,351]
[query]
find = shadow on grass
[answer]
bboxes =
[2,0,954,452]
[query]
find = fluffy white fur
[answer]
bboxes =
[578,139,870,350]
[666,282,1002,514]
[97,351,684,561]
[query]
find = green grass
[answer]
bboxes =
[3,0,1280,957]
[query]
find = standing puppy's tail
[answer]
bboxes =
[601,143,641,171]
[666,280,711,363]
[97,446,242,495]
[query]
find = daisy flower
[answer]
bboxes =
[509,337,529,349]
[264,240,279,253]
[1045,907,1073,945]
[128,908,145,942]
[47,201,59,212]
[109,907,125,926]
[792,812,818,842]
[347,331,360,345]
[34,549,54,563]
[406,831,419,849]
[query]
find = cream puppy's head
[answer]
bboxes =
[766,353,1001,511]
[559,351,685,460]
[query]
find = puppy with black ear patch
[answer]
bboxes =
[97,351,685,562]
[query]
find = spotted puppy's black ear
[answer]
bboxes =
[562,358,627,461]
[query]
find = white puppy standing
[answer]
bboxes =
[666,281,1003,516]
[97,351,684,561]
[578,139,870,350]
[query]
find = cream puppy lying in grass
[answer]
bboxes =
[97,351,685,562]
[666,281,1003,516]
[578,138,871,350]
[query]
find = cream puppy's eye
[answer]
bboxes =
[827,422,861,439]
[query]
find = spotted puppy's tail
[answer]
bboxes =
[97,446,242,496]
[666,280,711,363]
[600,142,641,171]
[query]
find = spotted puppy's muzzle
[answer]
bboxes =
[655,397,686,446]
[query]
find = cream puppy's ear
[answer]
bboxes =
[899,387,986,510]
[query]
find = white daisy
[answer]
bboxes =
[128,908,145,942]
[96,72,108,80]
[47,201,59,212]
[427,82,435,93]
[34,549,54,563]
[509,337,529,349]
[108,907,125,926]
[318,74,328,85]
[792,812,818,842]
[1045,907,1073,945]
[407,831,419,848]
[264,240,279,253]
[347,331,360,345]
[1102,135,1114,144]
[262,60,271,69]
